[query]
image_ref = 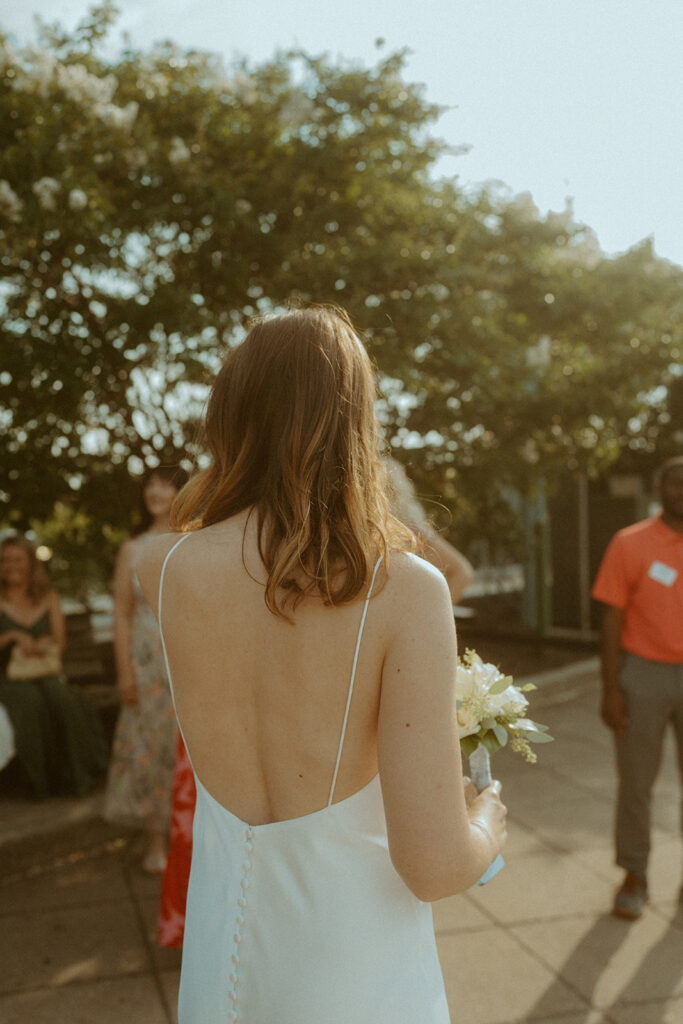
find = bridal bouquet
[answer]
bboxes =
[455,649,553,883]
[456,649,553,768]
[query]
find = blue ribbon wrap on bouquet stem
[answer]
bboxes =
[468,745,505,885]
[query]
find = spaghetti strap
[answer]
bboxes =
[157,533,191,710]
[327,556,384,806]
[158,533,191,624]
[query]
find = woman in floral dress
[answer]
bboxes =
[103,466,188,872]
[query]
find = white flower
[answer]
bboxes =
[68,188,88,211]
[0,40,16,72]
[4,47,54,96]
[463,652,504,693]
[0,179,23,222]
[125,148,148,171]
[455,651,525,739]
[489,684,528,719]
[280,89,315,129]
[97,101,138,132]
[225,71,258,105]
[32,176,60,211]
[56,63,117,106]
[169,137,191,165]
[16,53,137,134]
[525,335,552,371]
[510,191,539,222]
[27,49,57,95]
[520,438,540,464]
[455,668,483,739]
[139,70,169,98]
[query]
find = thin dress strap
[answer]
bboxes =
[157,533,192,711]
[327,556,384,806]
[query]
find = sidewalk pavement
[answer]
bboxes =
[1,658,682,1024]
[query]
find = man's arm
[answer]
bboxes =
[599,604,627,735]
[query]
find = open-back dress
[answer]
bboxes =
[158,535,451,1024]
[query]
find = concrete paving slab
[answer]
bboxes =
[539,749,615,793]
[437,925,587,1023]
[634,836,682,904]
[159,969,181,1024]
[576,833,682,903]
[610,996,683,1023]
[432,892,494,933]
[497,820,553,857]
[126,863,167,899]
[654,899,683,921]
[0,975,169,1024]
[0,790,104,848]
[570,848,622,892]
[0,901,150,995]
[0,855,128,914]
[499,765,598,813]
[138,896,184,973]
[536,742,617,795]
[527,1015,608,1024]
[508,792,617,854]
[511,911,683,1011]
[467,848,612,923]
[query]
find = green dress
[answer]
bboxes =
[0,609,108,798]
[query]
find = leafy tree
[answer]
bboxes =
[1,4,681,589]
[1,5,446,537]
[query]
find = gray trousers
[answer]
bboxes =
[615,652,683,878]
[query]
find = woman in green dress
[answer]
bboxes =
[0,535,107,797]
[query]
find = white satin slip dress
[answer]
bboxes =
[158,535,451,1024]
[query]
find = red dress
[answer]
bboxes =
[157,735,196,947]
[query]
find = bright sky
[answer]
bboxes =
[2,0,682,266]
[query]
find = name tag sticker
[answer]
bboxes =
[647,560,678,586]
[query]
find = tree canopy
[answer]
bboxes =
[1,4,681,589]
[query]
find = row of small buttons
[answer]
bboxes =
[228,826,254,1023]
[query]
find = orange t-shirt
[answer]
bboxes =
[591,515,683,663]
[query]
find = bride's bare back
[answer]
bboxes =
[140,510,390,825]
[137,506,507,899]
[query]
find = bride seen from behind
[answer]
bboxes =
[136,305,507,1024]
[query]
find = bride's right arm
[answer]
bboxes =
[377,556,507,902]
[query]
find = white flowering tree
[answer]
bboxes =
[0,4,446,570]
[1,4,681,588]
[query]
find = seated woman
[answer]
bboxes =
[0,535,108,798]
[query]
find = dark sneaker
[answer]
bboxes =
[613,873,648,920]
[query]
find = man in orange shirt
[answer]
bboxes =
[592,455,683,919]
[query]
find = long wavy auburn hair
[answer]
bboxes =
[171,305,414,616]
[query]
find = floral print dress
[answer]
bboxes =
[103,540,178,828]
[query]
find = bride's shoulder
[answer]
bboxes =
[384,549,452,605]
[388,548,446,579]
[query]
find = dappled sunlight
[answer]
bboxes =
[52,955,104,986]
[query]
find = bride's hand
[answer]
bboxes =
[462,775,478,808]
[468,780,508,856]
